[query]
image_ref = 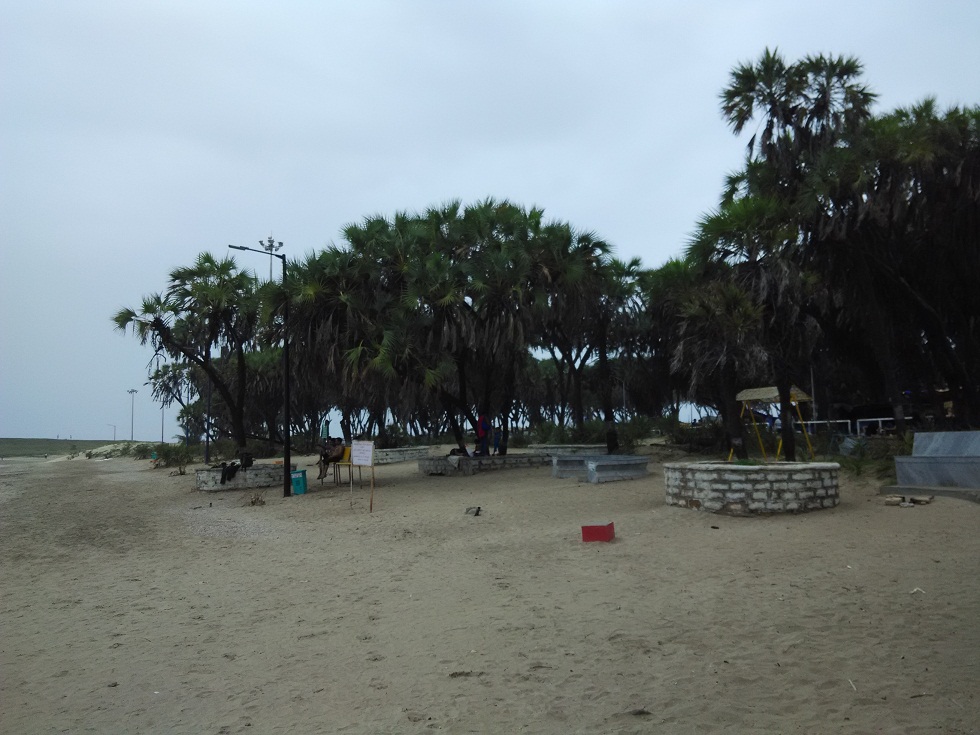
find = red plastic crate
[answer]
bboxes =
[581,522,615,542]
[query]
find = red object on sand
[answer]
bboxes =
[581,522,615,542]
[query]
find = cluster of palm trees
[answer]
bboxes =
[114,49,979,459]
[680,49,979,456]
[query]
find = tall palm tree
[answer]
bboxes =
[113,253,260,449]
[672,277,769,458]
[711,49,876,451]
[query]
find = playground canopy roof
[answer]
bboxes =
[735,386,812,404]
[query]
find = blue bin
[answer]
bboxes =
[291,469,307,495]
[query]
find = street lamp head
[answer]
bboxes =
[260,236,284,254]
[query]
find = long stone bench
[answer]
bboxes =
[419,453,552,476]
[552,454,651,483]
[529,444,606,456]
[585,455,650,484]
[374,446,433,464]
[886,431,980,503]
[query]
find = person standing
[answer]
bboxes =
[492,424,502,455]
[476,413,491,456]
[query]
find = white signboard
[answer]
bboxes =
[351,440,374,467]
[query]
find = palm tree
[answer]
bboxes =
[672,277,769,459]
[711,49,876,452]
[113,253,260,449]
[806,100,980,427]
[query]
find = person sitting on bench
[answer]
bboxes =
[317,438,345,480]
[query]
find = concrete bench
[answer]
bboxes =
[551,454,604,479]
[587,455,649,484]
[887,431,980,503]
[552,454,651,483]
[529,444,606,456]
[419,453,552,476]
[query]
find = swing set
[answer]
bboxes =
[729,386,815,462]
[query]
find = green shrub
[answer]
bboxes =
[506,428,531,448]
[131,443,154,460]
[670,423,726,451]
[616,415,657,452]
[156,443,195,474]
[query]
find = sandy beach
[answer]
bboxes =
[1,449,977,734]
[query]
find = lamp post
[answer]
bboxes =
[107,423,116,442]
[260,235,284,282]
[229,240,292,497]
[127,388,138,441]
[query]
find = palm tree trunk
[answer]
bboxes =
[719,367,749,460]
[596,319,619,454]
[776,377,797,461]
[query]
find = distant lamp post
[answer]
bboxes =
[107,423,116,442]
[229,239,292,498]
[127,388,138,441]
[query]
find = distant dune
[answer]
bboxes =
[0,438,122,458]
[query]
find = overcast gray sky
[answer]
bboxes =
[1,1,977,441]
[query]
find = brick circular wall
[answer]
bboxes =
[664,461,840,515]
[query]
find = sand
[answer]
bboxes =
[1,448,978,734]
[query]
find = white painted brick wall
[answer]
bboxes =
[664,461,840,515]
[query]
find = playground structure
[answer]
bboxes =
[731,386,815,461]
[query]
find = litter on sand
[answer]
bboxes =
[883,495,934,507]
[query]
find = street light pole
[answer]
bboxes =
[107,424,116,442]
[127,388,138,441]
[260,235,284,282]
[229,240,292,498]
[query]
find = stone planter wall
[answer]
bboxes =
[664,461,840,515]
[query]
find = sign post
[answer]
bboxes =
[350,440,377,511]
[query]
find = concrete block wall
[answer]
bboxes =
[195,464,294,492]
[465,454,551,474]
[374,446,433,465]
[664,462,840,515]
